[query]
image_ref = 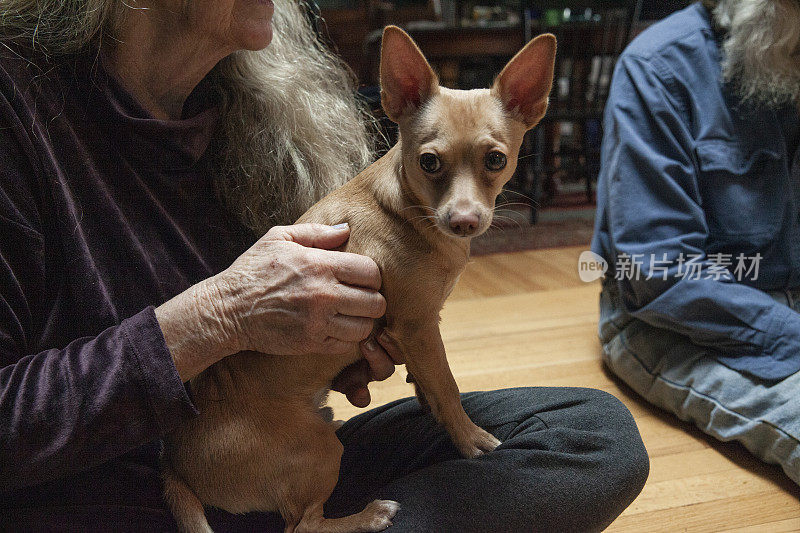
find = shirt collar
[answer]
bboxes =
[79,51,221,171]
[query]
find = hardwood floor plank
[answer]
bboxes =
[624,469,794,514]
[609,492,800,532]
[720,517,800,532]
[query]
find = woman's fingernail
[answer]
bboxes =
[363,338,377,352]
[355,388,370,406]
[378,331,391,345]
[331,223,349,230]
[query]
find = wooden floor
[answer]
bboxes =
[328,245,800,531]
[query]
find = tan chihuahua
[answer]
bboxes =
[163,26,556,533]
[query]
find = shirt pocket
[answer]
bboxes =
[695,140,784,239]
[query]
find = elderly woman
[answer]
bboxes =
[0,1,648,531]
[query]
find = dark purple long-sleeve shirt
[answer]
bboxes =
[0,42,254,529]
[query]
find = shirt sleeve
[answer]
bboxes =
[599,54,800,381]
[0,99,198,493]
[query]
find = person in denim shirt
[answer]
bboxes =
[593,0,800,484]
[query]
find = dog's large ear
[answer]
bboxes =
[380,26,439,123]
[492,34,556,129]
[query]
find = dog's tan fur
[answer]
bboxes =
[162,27,556,533]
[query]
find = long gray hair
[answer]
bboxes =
[712,0,800,107]
[0,0,375,233]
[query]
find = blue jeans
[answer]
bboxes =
[600,284,800,485]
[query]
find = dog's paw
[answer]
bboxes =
[456,426,501,458]
[362,499,400,531]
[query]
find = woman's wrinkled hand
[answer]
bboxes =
[157,223,389,382]
[212,223,387,356]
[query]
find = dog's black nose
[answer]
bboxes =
[449,212,481,236]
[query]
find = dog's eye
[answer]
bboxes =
[485,151,507,171]
[419,153,442,174]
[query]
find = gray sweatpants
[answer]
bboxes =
[600,285,800,485]
[205,387,650,532]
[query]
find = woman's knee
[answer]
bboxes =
[470,386,649,486]
[573,388,650,527]
[476,387,649,530]
[570,388,649,474]
[509,387,649,528]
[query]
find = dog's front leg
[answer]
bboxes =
[391,323,500,458]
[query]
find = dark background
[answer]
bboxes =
[641,0,692,21]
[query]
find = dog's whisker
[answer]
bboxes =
[490,214,524,230]
[516,151,542,161]
[400,204,437,214]
[408,214,436,224]
[494,201,531,210]
[501,188,539,206]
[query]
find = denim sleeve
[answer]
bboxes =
[0,113,198,492]
[600,54,800,380]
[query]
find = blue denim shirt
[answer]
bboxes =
[592,3,800,380]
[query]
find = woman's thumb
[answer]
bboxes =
[268,223,350,250]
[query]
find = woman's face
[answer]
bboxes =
[181,0,275,52]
